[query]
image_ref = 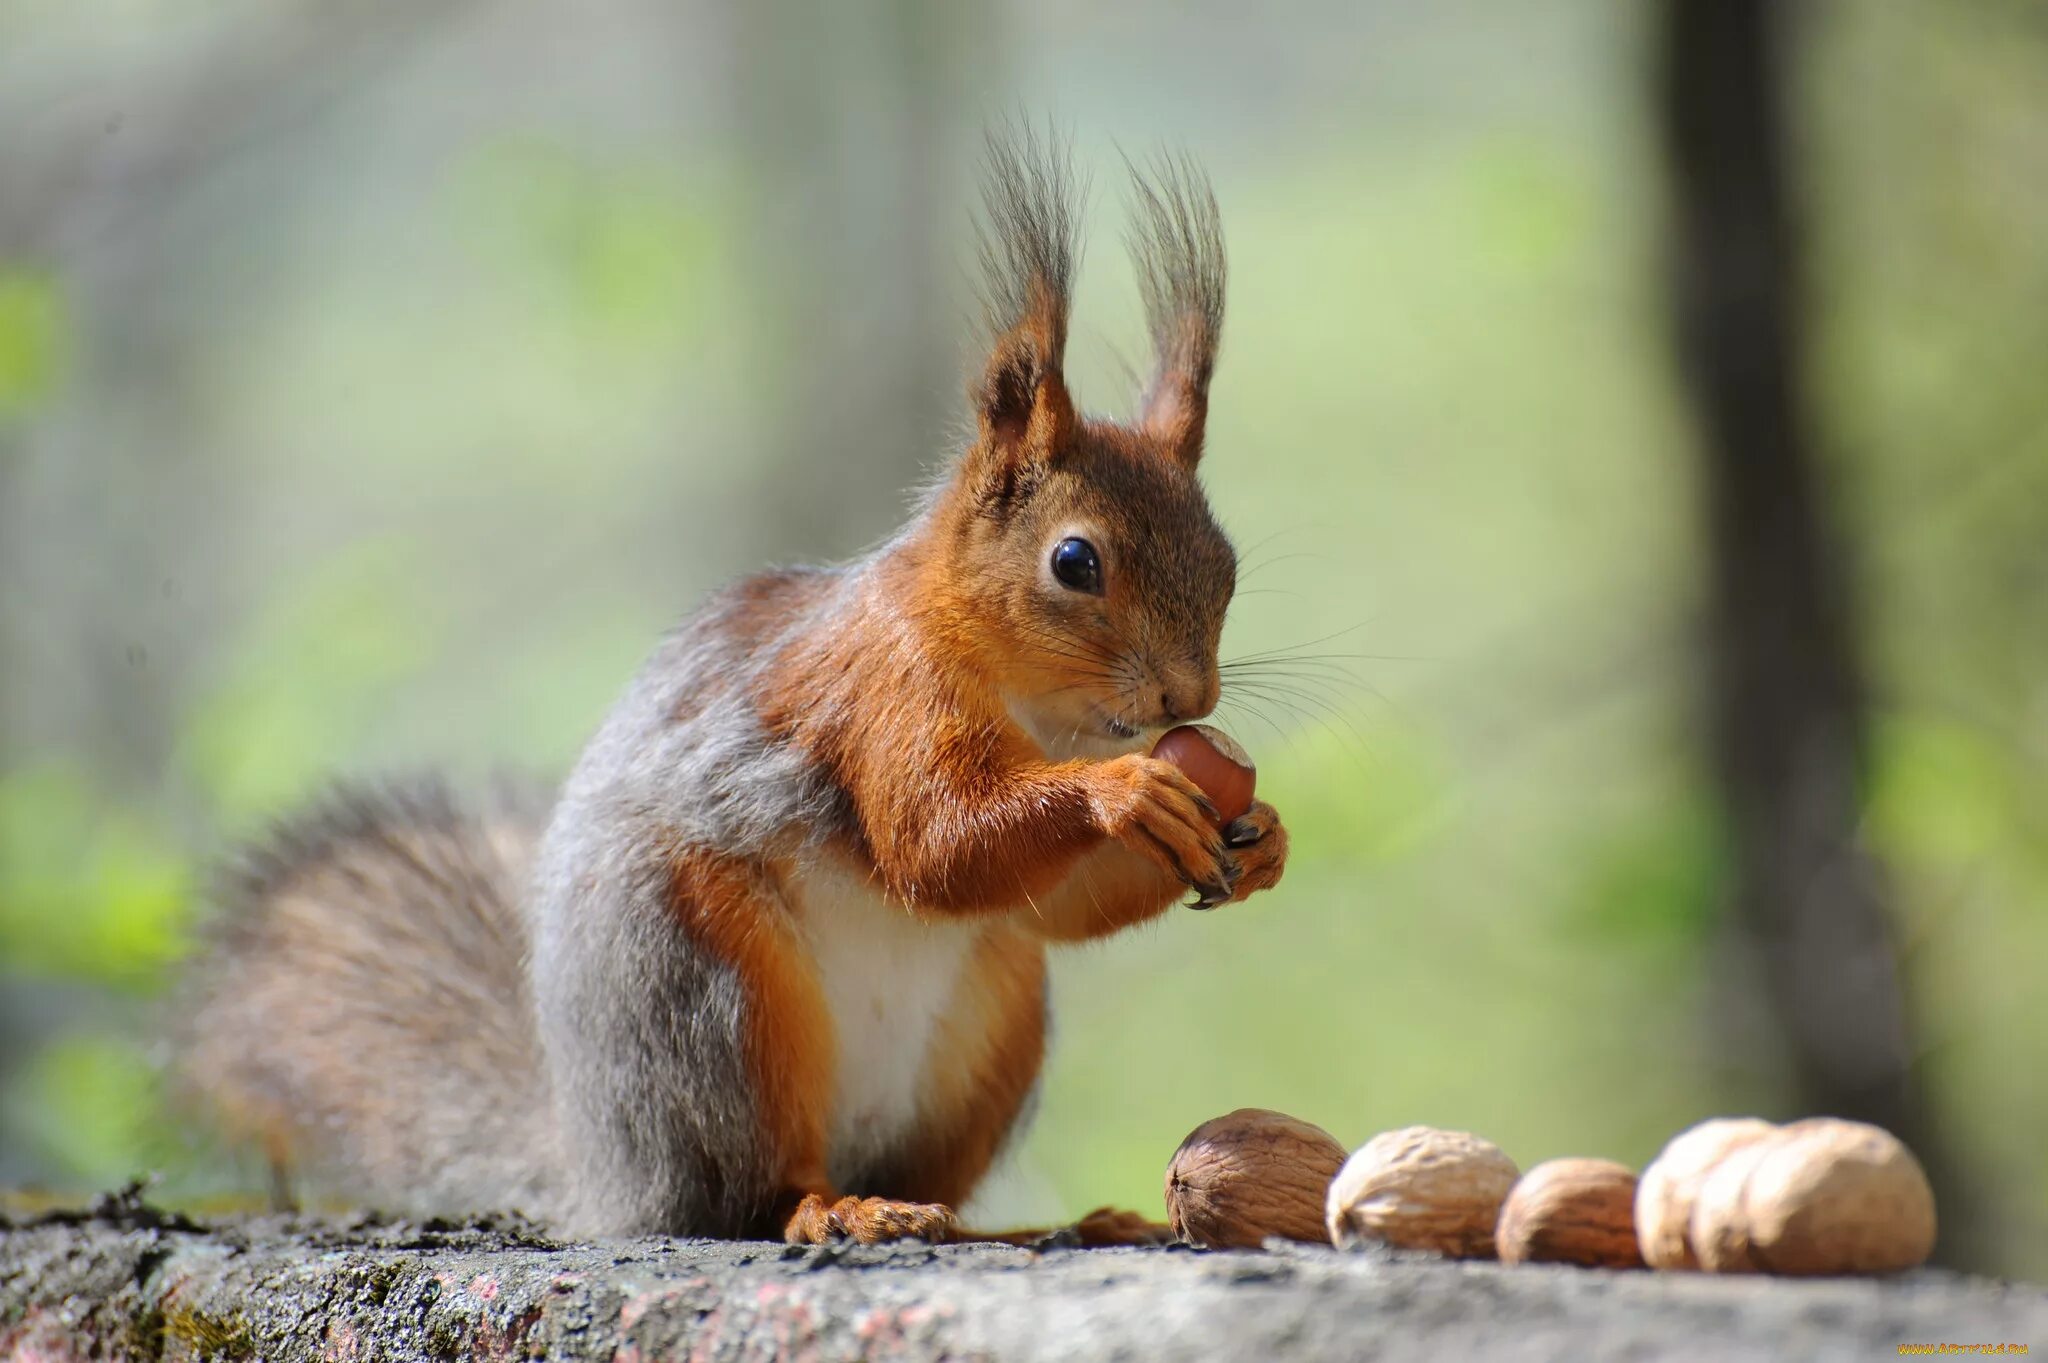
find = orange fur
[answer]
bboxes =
[665,851,836,1202]
[783,1193,955,1245]
[1016,842,1182,943]
[756,554,1113,915]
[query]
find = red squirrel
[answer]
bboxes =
[181,128,1289,1245]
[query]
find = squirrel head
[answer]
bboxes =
[921,129,1236,757]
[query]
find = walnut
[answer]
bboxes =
[1686,1118,1936,1275]
[1736,1119,1937,1275]
[1690,1135,1782,1273]
[1635,1117,1781,1270]
[1325,1126,1518,1258]
[1164,1108,1348,1249]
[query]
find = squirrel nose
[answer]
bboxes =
[1160,673,1220,724]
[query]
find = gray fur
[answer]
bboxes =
[1124,150,1226,419]
[179,776,559,1215]
[527,569,853,1236]
[974,120,1083,344]
[180,565,865,1236]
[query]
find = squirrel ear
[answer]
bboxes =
[974,292,1074,460]
[1126,151,1225,471]
[968,122,1081,495]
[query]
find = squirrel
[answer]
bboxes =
[179,128,1289,1245]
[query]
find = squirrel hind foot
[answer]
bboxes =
[952,1206,1177,1249]
[783,1193,958,1246]
[1064,1205,1177,1247]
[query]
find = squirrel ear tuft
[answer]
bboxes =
[969,121,1082,487]
[1126,150,1225,470]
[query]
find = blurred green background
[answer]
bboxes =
[2,0,2044,1277]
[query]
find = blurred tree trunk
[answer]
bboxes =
[728,0,974,559]
[1655,0,1977,1266]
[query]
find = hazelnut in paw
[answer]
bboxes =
[1151,724,1255,824]
[1087,754,1238,906]
[1150,726,1282,909]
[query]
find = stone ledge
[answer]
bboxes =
[3,1202,2044,1362]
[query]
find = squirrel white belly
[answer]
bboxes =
[796,856,992,1187]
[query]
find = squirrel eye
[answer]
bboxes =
[1050,537,1103,594]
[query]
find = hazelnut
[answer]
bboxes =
[1740,1118,1936,1276]
[1495,1158,1645,1269]
[1635,1117,1780,1270]
[1153,724,1256,825]
[1165,1108,1348,1249]
[1326,1126,1518,1259]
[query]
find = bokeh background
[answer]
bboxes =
[3,0,2044,1277]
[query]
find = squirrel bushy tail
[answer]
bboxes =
[179,778,557,1215]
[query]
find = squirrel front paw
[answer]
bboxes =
[785,1193,957,1245]
[1213,800,1287,906]
[1087,755,1239,906]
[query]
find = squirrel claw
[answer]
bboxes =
[1205,802,1288,907]
[1186,853,1240,910]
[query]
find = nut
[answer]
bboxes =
[1687,1118,1938,1276]
[1689,1134,1781,1273]
[1635,1117,1780,1270]
[1153,724,1256,825]
[1165,1108,1347,1249]
[1495,1158,1645,1269]
[1739,1118,1936,1276]
[1325,1126,1518,1258]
